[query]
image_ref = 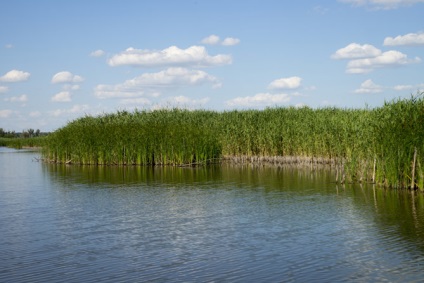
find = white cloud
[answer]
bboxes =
[90,49,106,57]
[51,71,84,84]
[268,76,302,90]
[393,83,424,91]
[346,50,421,73]
[0,70,31,83]
[51,91,72,102]
[201,35,220,45]
[0,109,13,118]
[0,86,8,93]
[201,35,240,46]
[49,104,89,117]
[5,44,13,49]
[94,67,221,99]
[5,94,28,103]
[384,32,424,46]
[226,93,291,108]
[94,84,147,99]
[107,45,232,67]
[393,84,413,91]
[354,79,383,93]
[331,43,382,59]
[339,0,424,9]
[222,37,240,46]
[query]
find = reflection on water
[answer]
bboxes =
[1,148,424,282]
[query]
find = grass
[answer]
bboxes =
[0,136,47,149]
[42,92,424,190]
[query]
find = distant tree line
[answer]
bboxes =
[0,128,47,138]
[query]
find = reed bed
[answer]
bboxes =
[43,109,221,166]
[43,92,424,190]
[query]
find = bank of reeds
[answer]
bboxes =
[43,109,221,166]
[43,92,424,190]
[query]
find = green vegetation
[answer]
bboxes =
[0,136,47,149]
[43,109,221,166]
[0,128,47,149]
[43,92,424,190]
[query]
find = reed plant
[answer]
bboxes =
[43,92,424,190]
[44,109,221,166]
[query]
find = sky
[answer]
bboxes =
[1,0,424,132]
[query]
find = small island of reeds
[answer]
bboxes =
[43,92,424,190]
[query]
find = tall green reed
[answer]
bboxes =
[43,92,424,189]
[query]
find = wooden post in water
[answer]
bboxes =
[411,147,417,190]
[372,157,376,184]
[336,165,339,184]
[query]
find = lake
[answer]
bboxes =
[1,147,424,282]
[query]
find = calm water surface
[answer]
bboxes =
[1,147,424,282]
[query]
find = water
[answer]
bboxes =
[1,147,424,282]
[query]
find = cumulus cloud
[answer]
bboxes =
[108,45,232,68]
[201,35,240,46]
[201,35,220,45]
[51,91,72,102]
[393,84,413,91]
[354,79,383,93]
[51,71,84,84]
[0,86,8,93]
[339,0,424,9]
[5,94,28,103]
[222,37,240,46]
[94,67,221,99]
[0,109,13,118]
[5,44,13,49]
[90,49,106,57]
[0,70,30,82]
[331,43,382,59]
[384,32,424,46]
[333,42,421,73]
[393,83,424,91]
[346,50,421,73]
[268,76,302,90]
[226,93,291,108]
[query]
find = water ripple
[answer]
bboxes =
[2,152,424,282]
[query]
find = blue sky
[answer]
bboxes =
[1,0,424,132]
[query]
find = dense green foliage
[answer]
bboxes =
[0,128,43,138]
[43,109,221,166]
[0,136,47,149]
[0,127,48,149]
[43,93,424,189]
